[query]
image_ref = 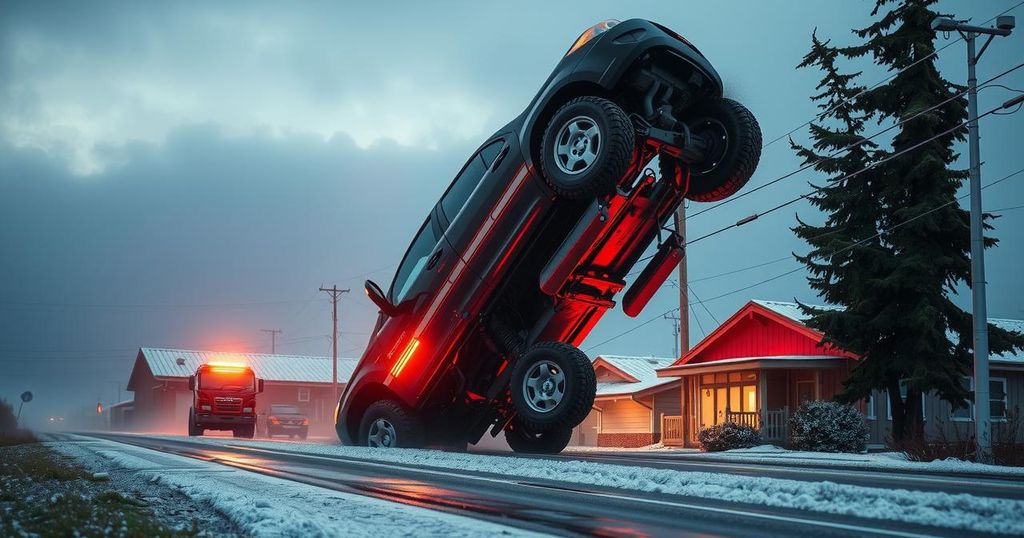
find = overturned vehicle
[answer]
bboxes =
[337,19,761,453]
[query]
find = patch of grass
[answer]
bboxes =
[0,443,199,537]
[0,430,39,447]
[0,443,88,481]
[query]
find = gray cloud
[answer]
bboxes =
[1,0,1021,422]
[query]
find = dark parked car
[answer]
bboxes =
[263,404,309,439]
[337,19,761,454]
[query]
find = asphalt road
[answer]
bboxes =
[68,432,1007,538]
[497,449,1024,500]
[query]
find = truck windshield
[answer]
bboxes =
[199,370,254,391]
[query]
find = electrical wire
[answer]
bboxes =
[684,99,1022,248]
[585,167,1024,352]
[756,0,1024,152]
[689,63,1024,220]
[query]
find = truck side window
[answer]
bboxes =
[440,154,486,220]
[390,218,439,304]
[479,139,505,168]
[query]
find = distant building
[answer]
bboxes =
[125,348,358,436]
[576,355,679,447]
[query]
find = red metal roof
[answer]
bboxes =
[668,300,857,368]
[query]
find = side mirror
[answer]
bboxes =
[364,280,401,317]
[257,379,265,393]
[188,375,196,390]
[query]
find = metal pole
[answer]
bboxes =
[965,33,992,463]
[674,204,690,356]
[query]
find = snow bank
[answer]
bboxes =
[52,437,540,538]
[179,436,1024,535]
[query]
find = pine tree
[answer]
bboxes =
[794,0,1023,442]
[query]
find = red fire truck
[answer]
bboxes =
[187,362,264,438]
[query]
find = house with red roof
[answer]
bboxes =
[651,300,1024,448]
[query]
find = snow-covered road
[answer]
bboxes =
[50,436,542,538]
[54,433,1024,537]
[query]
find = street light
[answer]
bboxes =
[931,13,1015,464]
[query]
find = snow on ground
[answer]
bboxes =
[174,435,1024,535]
[567,443,1024,477]
[51,436,542,538]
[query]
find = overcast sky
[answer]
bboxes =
[2,1,1022,423]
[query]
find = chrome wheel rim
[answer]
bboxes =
[522,360,566,413]
[553,115,601,175]
[367,418,397,448]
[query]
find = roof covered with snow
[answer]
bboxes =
[752,300,1024,364]
[136,348,359,384]
[592,355,678,397]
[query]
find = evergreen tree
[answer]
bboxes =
[794,0,1023,442]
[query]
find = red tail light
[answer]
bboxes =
[269,416,280,425]
[390,338,420,378]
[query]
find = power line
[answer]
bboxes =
[684,99,1023,248]
[756,1,1024,152]
[689,62,1024,221]
[585,167,1024,352]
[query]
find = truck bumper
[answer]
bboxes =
[196,413,255,426]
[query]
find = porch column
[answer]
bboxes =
[758,369,768,427]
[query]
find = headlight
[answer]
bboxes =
[243,407,252,413]
[566,20,619,57]
[200,405,212,412]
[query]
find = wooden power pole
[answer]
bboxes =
[260,328,282,354]
[319,286,350,403]
[674,204,689,356]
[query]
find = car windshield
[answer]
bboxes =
[199,370,254,391]
[271,405,301,415]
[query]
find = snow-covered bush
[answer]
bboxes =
[789,400,868,453]
[697,422,761,452]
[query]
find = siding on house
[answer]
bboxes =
[653,386,682,434]
[597,399,651,433]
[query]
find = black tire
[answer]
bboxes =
[358,399,425,448]
[505,419,573,454]
[510,342,596,432]
[187,409,202,437]
[668,97,761,202]
[540,96,635,199]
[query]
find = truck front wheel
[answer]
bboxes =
[358,399,425,449]
[505,419,573,454]
[187,408,202,437]
[510,342,596,432]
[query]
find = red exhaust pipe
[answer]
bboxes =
[621,236,684,318]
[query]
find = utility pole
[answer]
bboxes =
[261,328,282,354]
[319,286,350,404]
[673,204,690,356]
[663,312,681,358]
[932,14,1015,463]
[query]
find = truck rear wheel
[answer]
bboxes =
[358,399,425,449]
[187,408,202,437]
[505,419,573,454]
[666,97,761,202]
[510,342,596,432]
[540,96,635,199]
